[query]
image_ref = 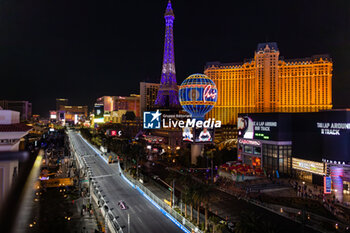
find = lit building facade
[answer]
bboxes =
[96,96,115,113]
[56,98,69,111]
[0,110,32,203]
[0,100,32,121]
[205,42,333,125]
[96,95,140,117]
[140,82,160,117]
[58,105,88,124]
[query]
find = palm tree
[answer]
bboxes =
[204,185,215,231]
[208,216,220,233]
[178,174,194,220]
[183,185,195,219]
[183,190,188,218]
[193,183,205,226]
[195,184,214,231]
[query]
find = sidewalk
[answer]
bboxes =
[71,196,100,233]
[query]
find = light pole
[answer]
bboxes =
[157,178,174,208]
[172,179,175,208]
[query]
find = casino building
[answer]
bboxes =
[205,42,333,125]
[237,110,350,201]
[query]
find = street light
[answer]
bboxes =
[156,177,175,208]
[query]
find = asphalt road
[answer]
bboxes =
[68,130,183,233]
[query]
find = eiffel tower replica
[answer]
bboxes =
[155,0,181,112]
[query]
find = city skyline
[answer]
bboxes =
[0,0,349,116]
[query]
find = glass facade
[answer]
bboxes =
[262,144,292,175]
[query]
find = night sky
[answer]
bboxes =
[0,0,349,116]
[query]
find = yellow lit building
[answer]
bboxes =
[205,43,332,125]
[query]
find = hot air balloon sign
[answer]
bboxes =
[179,74,218,120]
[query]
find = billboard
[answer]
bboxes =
[324,176,331,194]
[292,158,326,175]
[50,111,57,119]
[94,104,104,119]
[241,111,350,163]
[182,127,194,142]
[237,113,292,141]
[319,111,350,163]
[194,127,214,143]
[293,111,350,163]
[182,127,214,143]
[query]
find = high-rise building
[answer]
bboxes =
[205,42,333,125]
[56,98,69,111]
[0,100,32,121]
[140,82,160,116]
[115,95,140,117]
[96,95,140,117]
[155,0,180,109]
[96,96,115,113]
[0,110,32,203]
[58,105,88,124]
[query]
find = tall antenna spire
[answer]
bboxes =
[155,0,180,108]
[164,0,174,17]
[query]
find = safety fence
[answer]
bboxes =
[121,171,202,233]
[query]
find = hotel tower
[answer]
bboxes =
[205,42,333,125]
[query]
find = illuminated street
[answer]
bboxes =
[68,130,183,233]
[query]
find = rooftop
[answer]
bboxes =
[257,42,279,51]
[0,123,32,132]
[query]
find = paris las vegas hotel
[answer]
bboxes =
[205,42,332,125]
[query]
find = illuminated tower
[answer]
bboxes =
[254,43,280,112]
[155,0,180,108]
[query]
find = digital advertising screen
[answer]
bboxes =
[182,127,194,142]
[324,176,331,194]
[50,111,57,119]
[291,111,350,163]
[291,113,323,162]
[194,127,214,143]
[94,104,104,119]
[182,127,215,143]
[316,111,350,163]
[237,113,292,141]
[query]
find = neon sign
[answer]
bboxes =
[324,176,331,194]
[238,139,261,146]
[203,85,217,102]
